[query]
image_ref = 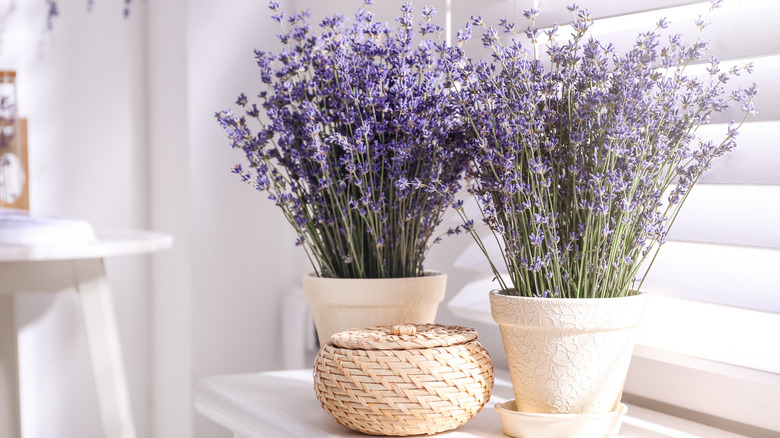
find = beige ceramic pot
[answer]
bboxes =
[303,271,446,346]
[489,290,648,414]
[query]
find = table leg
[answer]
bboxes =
[0,294,21,438]
[75,259,137,438]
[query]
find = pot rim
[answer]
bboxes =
[489,289,646,302]
[489,288,648,330]
[303,270,447,306]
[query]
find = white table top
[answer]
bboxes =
[195,369,506,438]
[194,369,746,438]
[0,230,173,262]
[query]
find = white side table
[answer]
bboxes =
[194,369,749,438]
[0,230,172,438]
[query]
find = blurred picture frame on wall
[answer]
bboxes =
[1,70,29,211]
[0,118,28,211]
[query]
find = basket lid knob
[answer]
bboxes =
[391,324,416,336]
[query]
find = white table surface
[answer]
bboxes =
[0,229,173,262]
[195,369,747,438]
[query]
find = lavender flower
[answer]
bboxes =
[47,0,59,30]
[47,0,133,28]
[217,2,469,279]
[449,1,757,298]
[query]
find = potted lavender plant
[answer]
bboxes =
[448,1,756,420]
[216,1,468,345]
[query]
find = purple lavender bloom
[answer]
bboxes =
[217,1,470,279]
[46,0,132,28]
[451,2,757,298]
[47,1,59,29]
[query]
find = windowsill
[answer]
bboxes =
[624,347,780,437]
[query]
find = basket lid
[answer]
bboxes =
[329,323,478,350]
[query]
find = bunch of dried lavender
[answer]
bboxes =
[217,1,469,278]
[449,2,757,298]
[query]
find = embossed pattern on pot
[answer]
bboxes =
[489,291,648,414]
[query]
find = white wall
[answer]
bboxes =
[146,0,193,436]
[1,0,311,435]
[0,1,150,437]
[185,1,303,437]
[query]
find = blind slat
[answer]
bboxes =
[562,0,780,60]
[666,185,780,248]
[451,184,780,271]
[454,238,780,312]
[291,0,449,27]
[641,241,780,313]
[698,122,780,185]
[531,0,708,29]
[689,55,779,124]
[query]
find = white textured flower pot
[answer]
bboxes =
[489,290,648,414]
[303,272,446,346]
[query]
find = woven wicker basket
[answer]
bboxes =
[313,323,494,436]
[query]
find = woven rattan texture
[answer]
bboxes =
[314,338,494,436]
[331,323,478,350]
